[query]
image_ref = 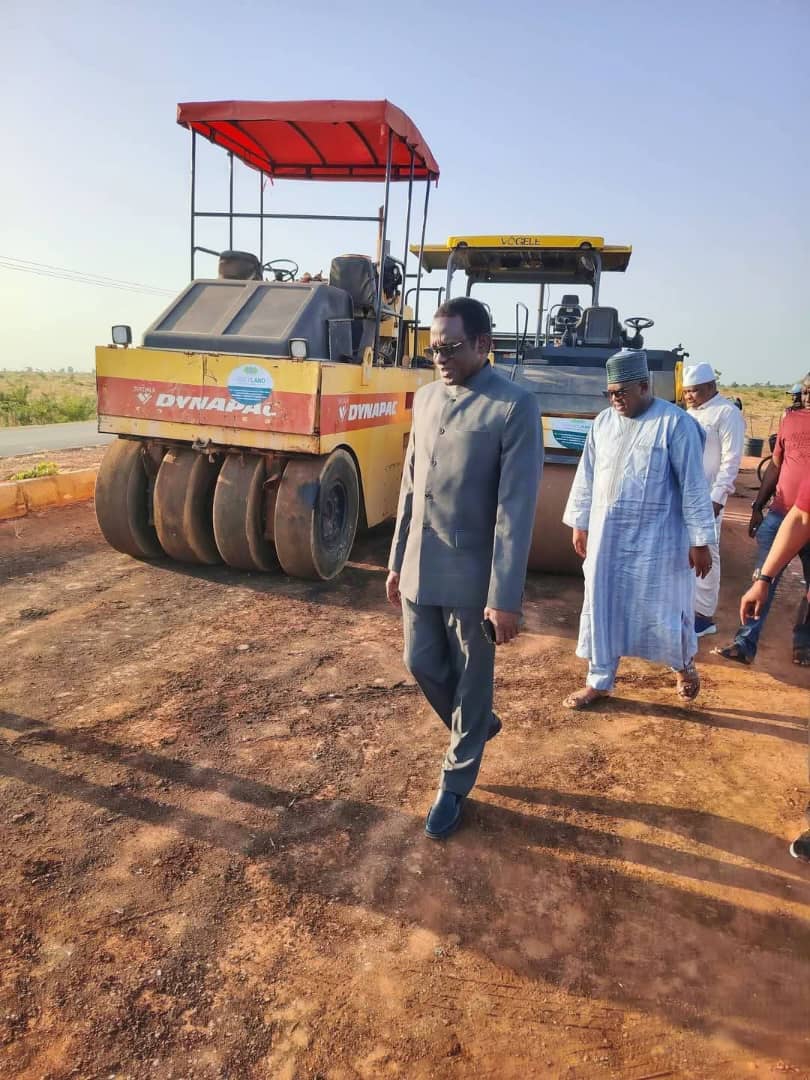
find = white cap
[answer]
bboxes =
[682,362,716,388]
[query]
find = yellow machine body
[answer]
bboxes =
[96,345,433,529]
[92,97,445,580]
[411,234,683,575]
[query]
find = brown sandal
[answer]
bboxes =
[563,688,610,710]
[676,661,701,701]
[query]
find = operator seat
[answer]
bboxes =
[575,306,623,348]
[218,250,262,281]
[329,255,382,360]
[553,294,583,335]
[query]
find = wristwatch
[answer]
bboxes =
[752,568,774,584]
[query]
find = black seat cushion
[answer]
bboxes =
[329,255,378,317]
[218,250,262,281]
[576,306,623,347]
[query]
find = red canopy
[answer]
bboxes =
[177,100,440,182]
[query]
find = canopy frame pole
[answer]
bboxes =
[397,149,416,363]
[192,211,380,223]
[445,248,458,301]
[228,152,234,250]
[372,128,394,365]
[535,284,545,345]
[592,251,603,304]
[259,173,264,268]
[413,178,431,355]
[190,130,197,280]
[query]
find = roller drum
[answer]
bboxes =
[95,438,163,560]
[527,462,583,576]
[153,448,222,565]
[212,454,279,572]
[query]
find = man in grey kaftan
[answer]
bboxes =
[387,297,542,839]
[562,349,716,707]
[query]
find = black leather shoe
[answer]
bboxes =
[486,713,502,741]
[790,830,810,863]
[425,790,464,840]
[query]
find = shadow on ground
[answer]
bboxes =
[2,707,809,1066]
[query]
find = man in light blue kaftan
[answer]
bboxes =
[562,349,717,708]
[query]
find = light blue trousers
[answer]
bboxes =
[586,655,695,691]
[586,659,620,691]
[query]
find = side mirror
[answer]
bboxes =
[111,325,132,347]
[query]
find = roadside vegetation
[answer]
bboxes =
[9,461,60,481]
[718,384,793,438]
[0,370,96,427]
[0,369,793,436]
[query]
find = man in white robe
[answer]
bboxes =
[682,362,745,637]
[562,349,717,708]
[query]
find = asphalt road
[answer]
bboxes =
[0,420,113,458]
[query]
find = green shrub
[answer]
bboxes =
[0,383,96,427]
[10,461,60,481]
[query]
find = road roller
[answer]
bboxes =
[94,100,441,579]
[413,235,684,574]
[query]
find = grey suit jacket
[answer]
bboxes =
[388,365,543,611]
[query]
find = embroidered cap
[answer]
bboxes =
[606,349,649,385]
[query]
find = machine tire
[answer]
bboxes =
[212,454,279,572]
[95,438,163,559]
[274,450,360,580]
[527,462,583,576]
[153,448,222,564]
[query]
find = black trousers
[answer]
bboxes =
[402,599,495,797]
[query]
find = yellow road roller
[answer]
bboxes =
[94,100,440,579]
[414,235,685,573]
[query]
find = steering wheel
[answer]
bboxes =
[625,316,654,332]
[263,258,299,282]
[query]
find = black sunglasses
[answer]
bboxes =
[425,339,468,361]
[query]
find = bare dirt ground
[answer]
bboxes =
[1,465,809,1080]
[0,448,106,483]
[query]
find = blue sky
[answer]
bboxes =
[1,0,808,383]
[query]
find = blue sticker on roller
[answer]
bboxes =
[551,427,588,451]
[228,364,274,406]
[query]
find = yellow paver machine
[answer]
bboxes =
[414,235,686,573]
[94,99,439,578]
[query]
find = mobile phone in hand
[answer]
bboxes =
[481,618,497,645]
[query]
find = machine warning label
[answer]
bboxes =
[543,416,592,452]
[227,364,274,406]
